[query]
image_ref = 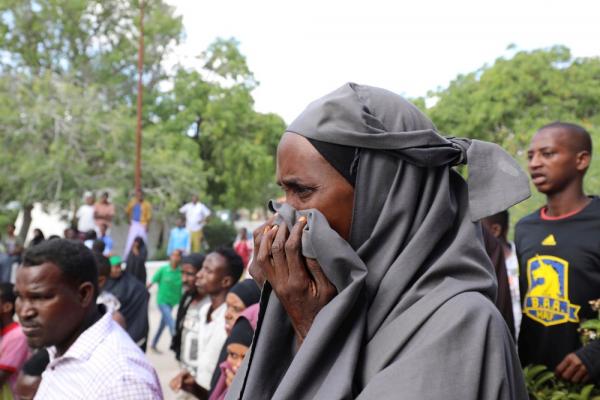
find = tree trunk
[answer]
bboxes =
[156,219,164,250]
[19,204,33,244]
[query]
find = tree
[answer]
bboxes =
[0,72,133,235]
[419,45,600,223]
[0,0,183,105]
[0,0,186,239]
[0,2,285,243]
[152,38,285,212]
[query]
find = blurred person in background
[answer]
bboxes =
[180,195,211,253]
[123,189,152,259]
[148,249,183,353]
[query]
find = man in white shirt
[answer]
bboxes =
[14,239,162,399]
[179,195,211,253]
[76,192,97,236]
[170,248,244,397]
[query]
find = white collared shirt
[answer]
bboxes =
[35,311,162,399]
[179,202,211,232]
[193,302,228,390]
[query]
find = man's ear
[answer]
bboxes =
[78,282,96,308]
[221,276,233,290]
[576,150,591,172]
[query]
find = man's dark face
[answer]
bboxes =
[15,263,86,350]
[195,253,230,296]
[527,128,584,195]
[181,264,198,292]
[110,264,122,279]
[170,250,182,267]
[7,225,15,236]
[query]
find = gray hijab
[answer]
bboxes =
[227,83,529,400]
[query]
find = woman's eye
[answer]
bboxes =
[295,186,315,197]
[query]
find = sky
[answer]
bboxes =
[166,0,600,123]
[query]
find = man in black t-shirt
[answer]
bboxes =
[515,122,600,384]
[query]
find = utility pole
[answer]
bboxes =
[135,0,145,193]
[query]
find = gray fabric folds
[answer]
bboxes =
[286,83,530,221]
[227,83,529,400]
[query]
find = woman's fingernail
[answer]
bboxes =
[298,216,307,223]
[264,226,270,234]
[271,225,279,231]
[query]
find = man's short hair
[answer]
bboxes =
[0,282,16,315]
[22,239,99,296]
[214,247,244,284]
[539,121,592,154]
[92,239,106,255]
[182,253,205,270]
[94,254,111,279]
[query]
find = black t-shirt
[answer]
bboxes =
[515,197,600,380]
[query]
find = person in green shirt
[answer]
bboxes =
[149,249,183,353]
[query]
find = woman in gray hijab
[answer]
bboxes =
[228,83,529,399]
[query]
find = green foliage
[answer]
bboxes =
[151,38,286,211]
[0,210,18,233]
[203,217,237,251]
[0,0,183,104]
[579,299,600,345]
[0,72,134,209]
[151,246,168,261]
[524,365,600,400]
[0,1,285,241]
[419,45,600,224]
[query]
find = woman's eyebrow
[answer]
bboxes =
[278,177,307,187]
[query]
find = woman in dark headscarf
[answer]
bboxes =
[227,83,530,399]
[126,236,147,284]
[29,229,45,247]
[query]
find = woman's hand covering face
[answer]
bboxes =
[252,215,337,346]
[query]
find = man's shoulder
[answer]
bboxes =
[56,323,161,398]
[90,322,152,372]
[431,292,508,334]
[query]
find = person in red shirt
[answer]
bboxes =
[0,282,30,398]
[233,228,252,269]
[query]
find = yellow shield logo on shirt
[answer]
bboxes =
[523,254,580,327]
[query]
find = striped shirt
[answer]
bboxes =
[35,310,162,399]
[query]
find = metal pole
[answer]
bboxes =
[135,0,144,193]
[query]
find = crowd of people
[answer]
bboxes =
[0,84,598,399]
[0,190,258,399]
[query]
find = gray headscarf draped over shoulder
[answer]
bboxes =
[227,83,529,400]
